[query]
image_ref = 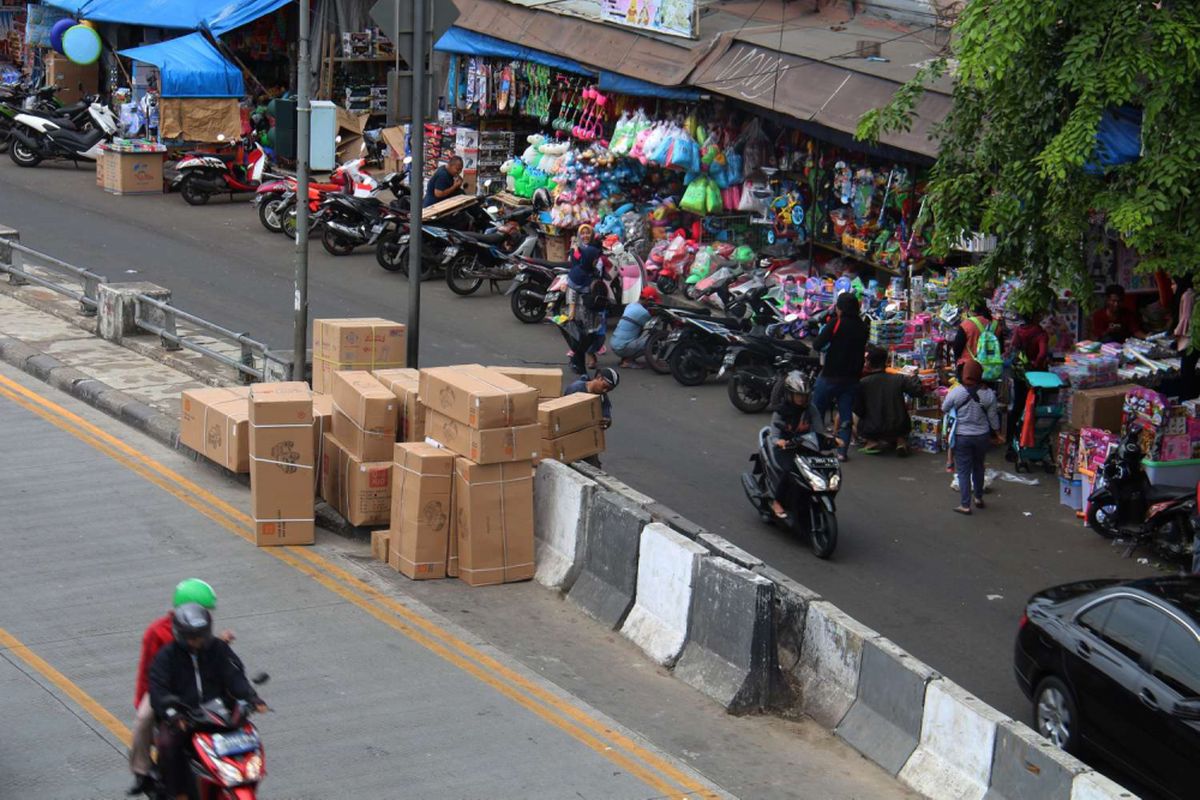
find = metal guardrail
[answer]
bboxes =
[0,238,107,315]
[133,294,268,382]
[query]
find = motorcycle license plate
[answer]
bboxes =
[442,246,460,263]
[805,457,839,469]
[211,731,259,757]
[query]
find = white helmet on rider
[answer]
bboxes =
[784,371,811,397]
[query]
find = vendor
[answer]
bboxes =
[1091,284,1144,343]
[424,155,464,207]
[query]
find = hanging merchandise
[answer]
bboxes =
[62,23,102,65]
[49,17,73,54]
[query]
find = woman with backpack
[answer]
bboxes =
[953,302,1004,385]
[943,360,1002,515]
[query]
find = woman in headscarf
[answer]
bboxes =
[562,224,610,374]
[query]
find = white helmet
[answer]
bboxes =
[784,371,811,395]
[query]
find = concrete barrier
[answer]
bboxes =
[696,531,763,570]
[797,600,879,729]
[533,460,597,592]
[566,491,650,629]
[756,566,820,708]
[899,679,1008,800]
[836,637,937,776]
[674,557,774,714]
[571,461,655,506]
[1070,771,1138,800]
[620,523,708,667]
[985,719,1087,800]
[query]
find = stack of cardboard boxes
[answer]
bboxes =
[248,382,315,546]
[321,371,397,526]
[312,318,407,394]
[537,394,605,463]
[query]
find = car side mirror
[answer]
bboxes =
[1172,698,1200,720]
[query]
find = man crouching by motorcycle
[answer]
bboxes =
[767,371,825,520]
[149,603,267,800]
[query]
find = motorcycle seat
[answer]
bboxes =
[522,256,571,269]
[774,339,813,353]
[1145,484,1194,503]
[455,230,506,245]
[54,100,89,116]
[47,128,106,149]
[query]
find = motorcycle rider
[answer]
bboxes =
[149,604,265,800]
[767,371,826,520]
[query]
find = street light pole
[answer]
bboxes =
[292,0,312,381]
[406,0,424,368]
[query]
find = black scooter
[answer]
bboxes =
[721,329,820,413]
[506,258,569,323]
[743,426,841,558]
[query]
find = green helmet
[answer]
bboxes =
[173,578,217,610]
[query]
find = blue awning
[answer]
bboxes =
[207,0,292,35]
[120,33,245,97]
[1085,106,1142,175]
[46,0,292,34]
[597,71,699,101]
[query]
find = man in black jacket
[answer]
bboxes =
[813,292,869,461]
[150,604,265,800]
[854,346,923,455]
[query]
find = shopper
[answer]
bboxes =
[1090,284,1143,343]
[854,346,923,455]
[953,301,999,381]
[1171,275,1199,400]
[564,368,618,467]
[1006,312,1050,446]
[943,360,1002,515]
[813,292,869,461]
[563,225,608,375]
[610,287,659,368]
[423,155,465,207]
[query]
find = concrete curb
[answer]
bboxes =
[1070,771,1139,800]
[533,459,597,592]
[566,491,650,629]
[620,523,707,667]
[986,718,1088,799]
[899,679,1007,800]
[798,600,880,729]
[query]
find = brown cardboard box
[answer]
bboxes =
[320,434,392,527]
[104,150,164,196]
[371,530,391,563]
[180,387,251,472]
[249,382,315,546]
[312,393,334,490]
[373,368,425,442]
[541,426,605,464]
[45,53,99,105]
[424,409,540,464]
[331,371,398,461]
[419,365,538,429]
[543,233,570,263]
[454,458,535,586]
[1070,384,1133,433]
[95,150,110,187]
[489,366,563,399]
[391,442,455,579]
[538,394,602,438]
[312,318,407,394]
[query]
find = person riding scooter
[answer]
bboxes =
[767,371,825,519]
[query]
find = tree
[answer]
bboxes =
[857,0,1200,321]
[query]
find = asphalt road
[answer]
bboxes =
[0,161,1160,727]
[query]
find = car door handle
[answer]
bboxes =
[1139,689,1160,710]
[1076,641,1092,659]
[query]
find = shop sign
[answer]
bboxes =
[598,0,697,40]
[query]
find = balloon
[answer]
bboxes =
[49,19,74,54]
[79,20,96,29]
[62,25,102,65]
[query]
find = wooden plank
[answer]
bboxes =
[422,194,480,221]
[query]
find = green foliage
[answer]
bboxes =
[857,0,1200,312]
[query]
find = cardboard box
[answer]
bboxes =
[371,530,390,563]
[179,387,250,473]
[95,150,109,187]
[541,426,605,463]
[1070,384,1133,433]
[45,53,99,104]
[390,442,455,579]
[320,434,392,527]
[104,149,164,196]
[373,368,425,442]
[454,458,535,586]
[249,382,315,546]
[312,318,407,394]
[312,393,334,494]
[419,365,538,429]
[331,371,398,462]
[538,394,602,438]
[489,366,563,399]
[424,409,540,464]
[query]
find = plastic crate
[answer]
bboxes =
[1142,458,1200,490]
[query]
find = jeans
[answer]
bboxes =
[612,331,649,360]
[129,694,154,776]
[954,433,991,507]
[814,377,857,455]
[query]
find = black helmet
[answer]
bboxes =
[172,603,213,648]
[532,187,551,212]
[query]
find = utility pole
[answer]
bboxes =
[406,0,424,367]
[292,0,312,381]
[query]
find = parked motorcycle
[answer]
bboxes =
[661,288,780,386]
[721,325,820,413]
[444,206,542,295]
[254,174,344,234]
[375,193,494,276]
[743,426,841,559]
[506,257,569,323]
[314,171,409,255]
[6,99,118,167]
[173,116,273,205]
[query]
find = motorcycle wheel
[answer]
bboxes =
[511,286,548,324]
[179,176,209,206]
[728,367,773,413]
[669,341,710,386]
[644,329,671,375]
[9,140,41,168]
[258,196,286,233]
[321,228,357,256]
[376,237,406,272]
[445,255,484,295]
[281,207,299,239]
[808,505,838,560]
[1085,492,1121,540]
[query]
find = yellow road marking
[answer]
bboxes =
[0,626,133,748]
[0,373,716,799]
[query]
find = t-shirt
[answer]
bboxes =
[610,303,649,351]
[423,165,459,207]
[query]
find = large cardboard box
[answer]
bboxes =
[419,365,538,429]
[1070,384,1133,433]
[454,458,535,586]
[312,393,334,494]
[541,426,605,464]
[371,530,391,563]
[180,387,251,473]
[331,371,398,462]
[95,150,110,187]
[373,368,425,442]
[45,53,99,104]
[249,382,315,546]
[489,366,563,399]
[320,434,392,527]
[537,394,602,438]
[390,442,455,579]
[104,150,164,196]
[424,409,540,464]
[312,318,407,394]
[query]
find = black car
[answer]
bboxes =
[1014,576,1200,799]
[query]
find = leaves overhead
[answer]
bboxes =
[857,0,1200,310]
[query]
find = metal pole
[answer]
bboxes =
[293,0,312,381]
[407,0,424,368]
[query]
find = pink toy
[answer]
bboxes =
[573,86,609,142]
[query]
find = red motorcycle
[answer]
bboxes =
[255,173,345,234]
[148,691,268,799]
[174,115,274,206]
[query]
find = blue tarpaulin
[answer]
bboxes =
[119,33,244,97]
[1085,105,1142,174]
[45,0,292,34]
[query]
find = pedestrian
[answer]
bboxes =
[943,360,1002,515]
[813,291,869,461]
[564,368,618,467]
[610,286,659,368]
[1090,284,1143,343]
[953,301,1000,382]
[563,225,609,375]
[423,155,465,207]
[854,346,923,455]
[1006,311,1049,447]
[1170,275,1198,400]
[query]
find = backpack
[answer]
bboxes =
[968,316,1003,382]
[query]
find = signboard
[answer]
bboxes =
[599,0,697,40]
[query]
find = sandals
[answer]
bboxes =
[953,506,972,515]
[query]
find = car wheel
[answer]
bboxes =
[1034,676,1079,753]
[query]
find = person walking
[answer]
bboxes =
[1006,312,1050,447]
[943,360,1002,515]
[813,292,869,461]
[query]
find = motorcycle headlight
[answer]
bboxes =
[244,754,263,781]
[828,472,841,491]
[796,459,828,492]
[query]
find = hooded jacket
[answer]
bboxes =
[148,638,260,718]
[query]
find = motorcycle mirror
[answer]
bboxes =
[403,155,413,165]
[486,206,500,215]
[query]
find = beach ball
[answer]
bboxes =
[62,25,102,65]
[49,19,75,54]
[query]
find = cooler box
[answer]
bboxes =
[1142,459,1200,491]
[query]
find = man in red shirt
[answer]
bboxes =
[1091,284,1144,342]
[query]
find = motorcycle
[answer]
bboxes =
[6,99,118,167]
[721,321,821,413]
[1087,425,1196,563]
[254,174,344,234]
[444,206,542,296]
[742,426,841,559]
[506,257,569,324]
[313,171,409,256]
[173,116,274,205]
[375,193,497,276]
[661,288,780,386]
